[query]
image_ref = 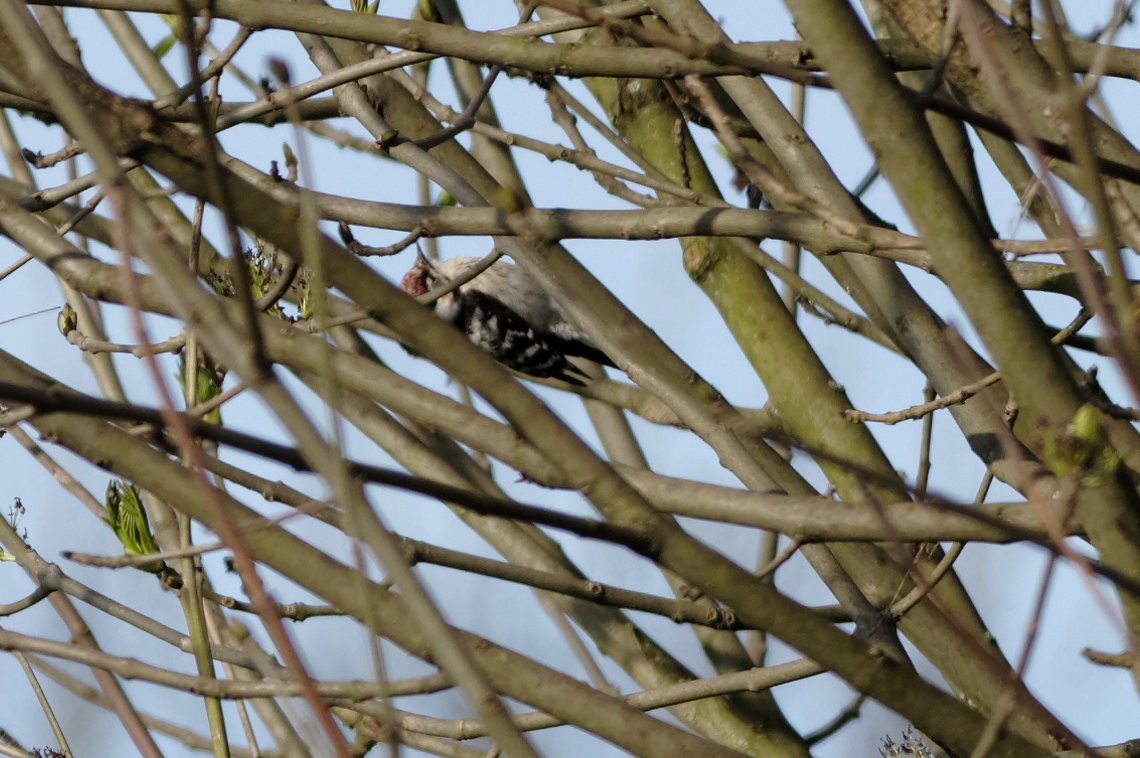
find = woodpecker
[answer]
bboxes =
[400,255,615,383]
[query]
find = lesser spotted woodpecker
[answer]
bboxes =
[400,255,614,383]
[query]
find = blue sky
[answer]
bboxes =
[1,2,1138,756]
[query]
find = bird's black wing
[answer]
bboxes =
[455,288,593,383]
[549,333,616,368]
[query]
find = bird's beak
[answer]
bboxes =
[414,249,436,276]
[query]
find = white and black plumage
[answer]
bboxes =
[400,255,614,383]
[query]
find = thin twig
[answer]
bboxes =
[846,309,1091,424]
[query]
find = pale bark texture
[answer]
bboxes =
[0,1,1137,757]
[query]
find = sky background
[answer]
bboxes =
[1,1,1139,756]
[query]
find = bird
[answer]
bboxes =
[400,254,615,383]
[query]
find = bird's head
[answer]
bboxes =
[400,251,437,298]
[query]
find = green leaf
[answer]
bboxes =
[153,34,176,60]
[178,352,226,424]
[415,0,436,22]
[104,481,165,574]
[57,304,77,337]
[1047,404,1121,485]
